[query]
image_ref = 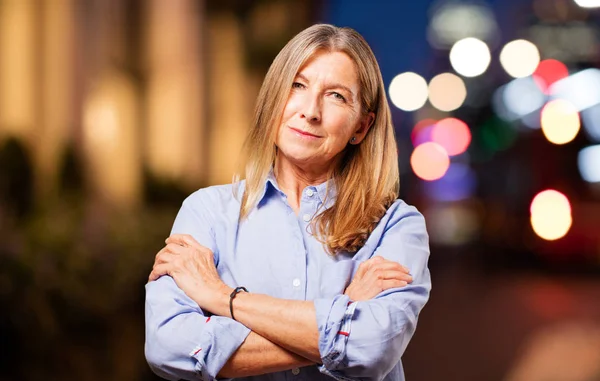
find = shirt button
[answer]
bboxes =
[306,189,315,197]
[292,278,301,287]
[302,213,311,222]
[292,368,300,375]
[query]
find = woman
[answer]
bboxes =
[145,24,431,381]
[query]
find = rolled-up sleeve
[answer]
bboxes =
[314,203,431,381]
[145,192,251,380]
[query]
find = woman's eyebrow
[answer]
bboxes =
[295,73,310,83]
[295,73,355,100]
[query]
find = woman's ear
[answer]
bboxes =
[350,112,375,145]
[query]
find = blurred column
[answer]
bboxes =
[37,0,75,198]
[83,70,141,207]
[145,0,206,188]
[80,0,141,207]
[0,0,36,142]
[207,12,249,185]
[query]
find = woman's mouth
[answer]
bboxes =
[289,127,321,139]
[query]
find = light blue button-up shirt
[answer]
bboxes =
[145,173,431,381]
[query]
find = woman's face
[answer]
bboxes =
[275,50,373,171]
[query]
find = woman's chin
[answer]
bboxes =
[278,149,320,167]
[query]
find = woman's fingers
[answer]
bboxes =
[154,244,184,265]
[167,234,203,251]
[353,256,390,280]
[381,279,408,290]
[361,269,412,288]
[155,252,178,265]
[149,263,171,281]
[382,269,413,283]
[164,243,186,255]
[371,260,410,274]
[353,260,370,280]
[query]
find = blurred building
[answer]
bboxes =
[0,0,314,211]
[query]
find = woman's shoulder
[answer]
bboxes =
[182,182,244,211]
[387,198,423,215]
[381,199,426,228]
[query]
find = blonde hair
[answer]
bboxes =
[234,24,399,254]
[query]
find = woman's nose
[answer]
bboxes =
[300,95,321,123]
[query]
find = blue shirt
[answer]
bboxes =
[145,173,431,381]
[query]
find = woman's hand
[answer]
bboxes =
[344,256,412,301]
[149,234,232,313]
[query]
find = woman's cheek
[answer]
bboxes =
[283,93,304,116]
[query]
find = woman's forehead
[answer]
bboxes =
[296,51,359,85]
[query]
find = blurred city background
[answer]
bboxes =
[1,0,600,380]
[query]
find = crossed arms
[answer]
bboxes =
[145,199,431,381]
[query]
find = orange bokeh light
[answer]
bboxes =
[410,142,451,181]
[431,118,471,156]
[540,99,580,145]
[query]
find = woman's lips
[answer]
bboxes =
[289,127,321,138]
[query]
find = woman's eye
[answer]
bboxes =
[332,92,346,102]
[292,82,305,89]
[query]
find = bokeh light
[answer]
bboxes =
[530,190,572,241]
[410,142,450,181]
[499,39,540,78]
[428,73,467,111]
[550,68,600,111]
[540,99,580,145]
[449,37,491,77]
[423,163,476,202]
[533,59,569,94]
[578,145,600,183]
[431,118,471,156]
[503,76,546,119]
[389,72,428,111]
[492,86,518,122]
[427,3,499,49]
[573,0,600,8]
[84,97,119,148]
[425,203,479,246]
[479,116,518,153]
[411,118,436,147]
[521,108,543,129]
[581,103,600,142]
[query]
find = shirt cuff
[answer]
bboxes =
[314,294,358,376]
[191,315,251,380]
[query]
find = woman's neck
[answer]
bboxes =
[274,156,330,214]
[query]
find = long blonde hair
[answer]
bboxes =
[234,24,399,254]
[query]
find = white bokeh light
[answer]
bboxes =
[573,0,600,8]
[578,145,600,183]
[541,99,581,145]
[503,76,546,118]
[499,39,540,78]
[530,190,572,241]
[428,3,499,49]
[449,37,491,77]
[428,73,467,112]
[550,68,600,111]
[389,72,428,112]
[582,103,600,142]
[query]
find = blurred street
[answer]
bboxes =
[1,0,599,380]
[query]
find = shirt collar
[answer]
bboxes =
[255,170,284,206]
[257,168,337,206]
